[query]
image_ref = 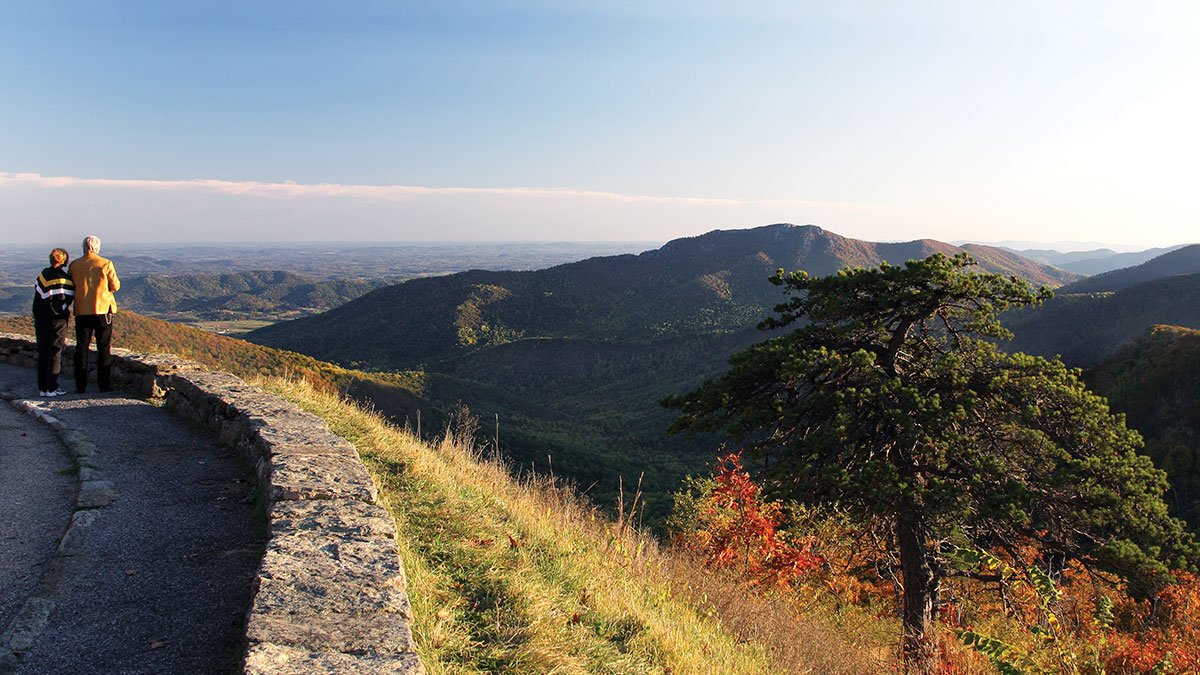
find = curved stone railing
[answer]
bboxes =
[0,333,423,674]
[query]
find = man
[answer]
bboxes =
[68,235,120,393]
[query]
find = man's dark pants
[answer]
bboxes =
[35,316,70,392]
[74,313,114,392]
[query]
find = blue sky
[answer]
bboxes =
[2,1,1198,247]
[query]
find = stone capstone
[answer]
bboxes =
[244,643,423,675]
[261,454,379,504]
[268,500,397,540]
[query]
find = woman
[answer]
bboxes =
[32,247,75,397]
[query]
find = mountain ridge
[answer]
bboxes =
[1056,244,1200,295]
[995,245,1186,275]
[246,223,1079,369]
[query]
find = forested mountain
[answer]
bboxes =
[244,224,1077,523]
[0,286,24,315]
[0,270,388,321]
[1087,326,1200,528]
[117,271,390,320]
[247,224,1077,369]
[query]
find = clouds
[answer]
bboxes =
[0,172,884,243]
[2,170,1193,247]
[0,170,855,205]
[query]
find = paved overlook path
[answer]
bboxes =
[0,362,263,674]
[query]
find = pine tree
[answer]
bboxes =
[664,252,1197,669]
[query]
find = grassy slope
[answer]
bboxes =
[260,375,895,674]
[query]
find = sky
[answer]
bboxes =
[2,1,1198,248]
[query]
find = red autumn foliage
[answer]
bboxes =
[672,448,1200,674]
[685,451,822,590]
[932,548,1200,674]
[1103,572,1200,673]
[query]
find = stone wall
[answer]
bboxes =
[0,333,424,674]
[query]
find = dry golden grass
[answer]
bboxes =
[259,375,895,674]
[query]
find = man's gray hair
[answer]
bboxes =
[82,236,101,254]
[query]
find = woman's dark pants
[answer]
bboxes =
[35,316,70,392]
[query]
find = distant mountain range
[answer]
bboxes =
[0,241,658,287]
[954,239,1151,252]
[1004,245,1200,366]
[1054,245,1200,294]
[1000,245,1187,275]
[0,271,389,322]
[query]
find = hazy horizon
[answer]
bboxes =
[4,227,1185,255]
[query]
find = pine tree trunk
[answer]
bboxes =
[897,512,936,672]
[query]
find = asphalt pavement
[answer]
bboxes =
[0,362,264,674]
[0,393,74,639]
